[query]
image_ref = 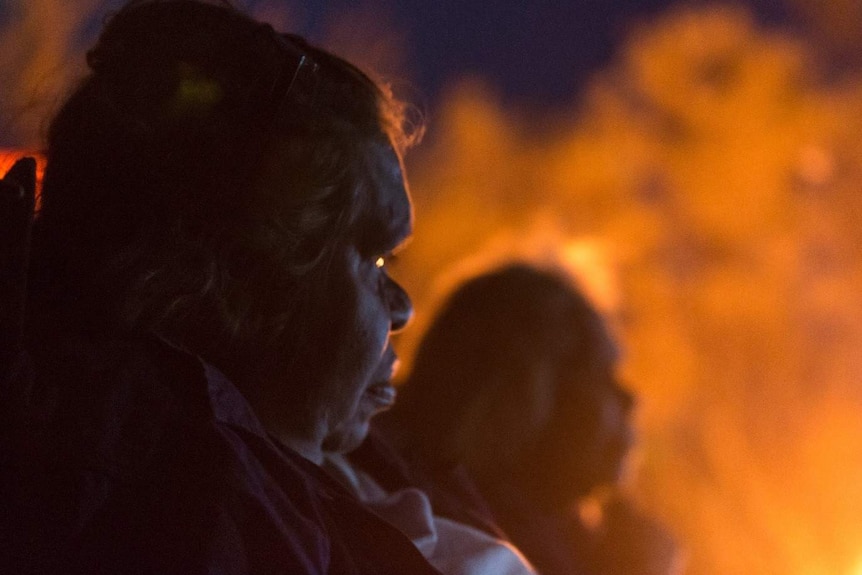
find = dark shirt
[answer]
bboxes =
[0,329,443,575]
[349,423,507,541]
[476,479,594,575]
[348,422,591,575]
[477,480,680,575]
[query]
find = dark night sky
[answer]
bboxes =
[0,0,824,147]
[279,0,800,109]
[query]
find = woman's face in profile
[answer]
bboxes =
[316,139,414,455]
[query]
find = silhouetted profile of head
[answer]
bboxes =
[31,0,418,459]
[394,263,634,510]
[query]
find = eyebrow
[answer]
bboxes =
[364,195,411,255]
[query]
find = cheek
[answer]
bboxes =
[356,274,392,344]
[321,270,366,341]
[328,276,389,375]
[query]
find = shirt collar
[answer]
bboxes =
[200,360,270,438]
[149,335,270,439]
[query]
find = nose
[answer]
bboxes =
[386,277,413,332]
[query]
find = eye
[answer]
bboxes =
[373,252,401,272]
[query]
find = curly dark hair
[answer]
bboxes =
[30,0,419,397]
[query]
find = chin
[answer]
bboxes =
[321,419,371,454]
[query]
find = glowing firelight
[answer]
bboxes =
[562,238,618,314]
[4,1,862,572]
[395,6,862,573]
[0,149,45,205]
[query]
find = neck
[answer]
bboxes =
[276,434,324,465]
[247,393,326,466]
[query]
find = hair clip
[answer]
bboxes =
[271,32,320,115]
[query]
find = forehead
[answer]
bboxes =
[360,139,412,251]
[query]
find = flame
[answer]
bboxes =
[561,238,619,314]
[0,149,45,205]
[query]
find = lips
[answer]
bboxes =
[363,382,397,409]
[363,353,399,409]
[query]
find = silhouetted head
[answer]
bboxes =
[395,263,634,508]
[32,0,418,459]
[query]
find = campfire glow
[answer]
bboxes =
[0,149,44,204]
[2,3,862,574]
[395,6,862,575]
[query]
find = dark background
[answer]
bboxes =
[242,0,823,109]
[0,0,855,147]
